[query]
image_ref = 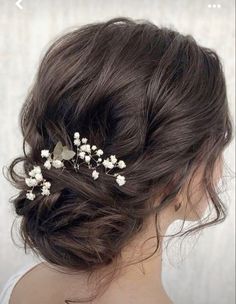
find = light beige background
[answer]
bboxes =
[0,1,235,303]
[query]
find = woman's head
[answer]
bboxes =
[6,17,233,303]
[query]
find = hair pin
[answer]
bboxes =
[25,131,126,200]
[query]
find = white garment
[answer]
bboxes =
[0,261,41,304]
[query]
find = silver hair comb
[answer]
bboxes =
[25,131,126,200]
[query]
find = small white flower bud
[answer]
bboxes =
[118,160,126,169]
[80,145,87,152]
[41,150,50,158]
[43,181,51,189]
[79,151,85,159]
[29,170,36,177]
[102,159,109,168]
[33,166,41,174]
[96,149,103,156]
[35,173,43,182]
[116,175,126,186]
[44,160,52,170]
[102,159,114,169]
[41,188,50,196]
[74,139,81,146]
[52,160,63,168]
[85,144,91,153]
[81,137,88,143]
[108,162,114,169]
[25,178,38,187]
[74,132,80,139]
[110,155,117,164]
[92,170,99,180]
[26,192,36,200]
[85,155,91,163]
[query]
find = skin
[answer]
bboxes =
[10,157,223,304]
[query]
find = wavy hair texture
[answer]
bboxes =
[5,17,234,303]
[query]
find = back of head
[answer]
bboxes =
[6,17,233,303]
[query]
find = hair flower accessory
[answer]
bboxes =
[25,131,127,200]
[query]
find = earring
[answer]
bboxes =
[174,201,182,212]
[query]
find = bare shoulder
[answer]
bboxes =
[9,262,174,304]
[9,262,58,304]
[9,262,86,304]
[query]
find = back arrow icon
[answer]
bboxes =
[16,0,23,10]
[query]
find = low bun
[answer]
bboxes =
[8,155,146,272]
[31,200,137,270]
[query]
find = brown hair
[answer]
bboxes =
[5,17,234,303]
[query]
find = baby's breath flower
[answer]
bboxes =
[74,139,81,146]
[85,155,91,163]
[29,166,41,177]
[79,151,85,159]
[74,132,80,139]
[96,149,103,156]
[102,159,114,169]
[116,175,126,186]
[41,150,50,158]
[52,160,64,168]
[110,155,117,164]
[81,137,88,144]
[25,177,38,187]
[44,160,52,169]
[26,192,36,201]
[35,173,43,182]
[33,166,41,174]
[92,170,99,180]
[29,170,36,177]
[41,188,50,196]
[85,144,91,153]
[43,181,51,189]
[25,130,127,201]
[118,160,126,169]
[80,144,90,153]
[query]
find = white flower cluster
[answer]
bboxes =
[25,131,127,201]
[25,166,51,200]
[73,132,126,186]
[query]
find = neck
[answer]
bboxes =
[93,211,173,304]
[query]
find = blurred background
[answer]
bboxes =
[0,1,235,303]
